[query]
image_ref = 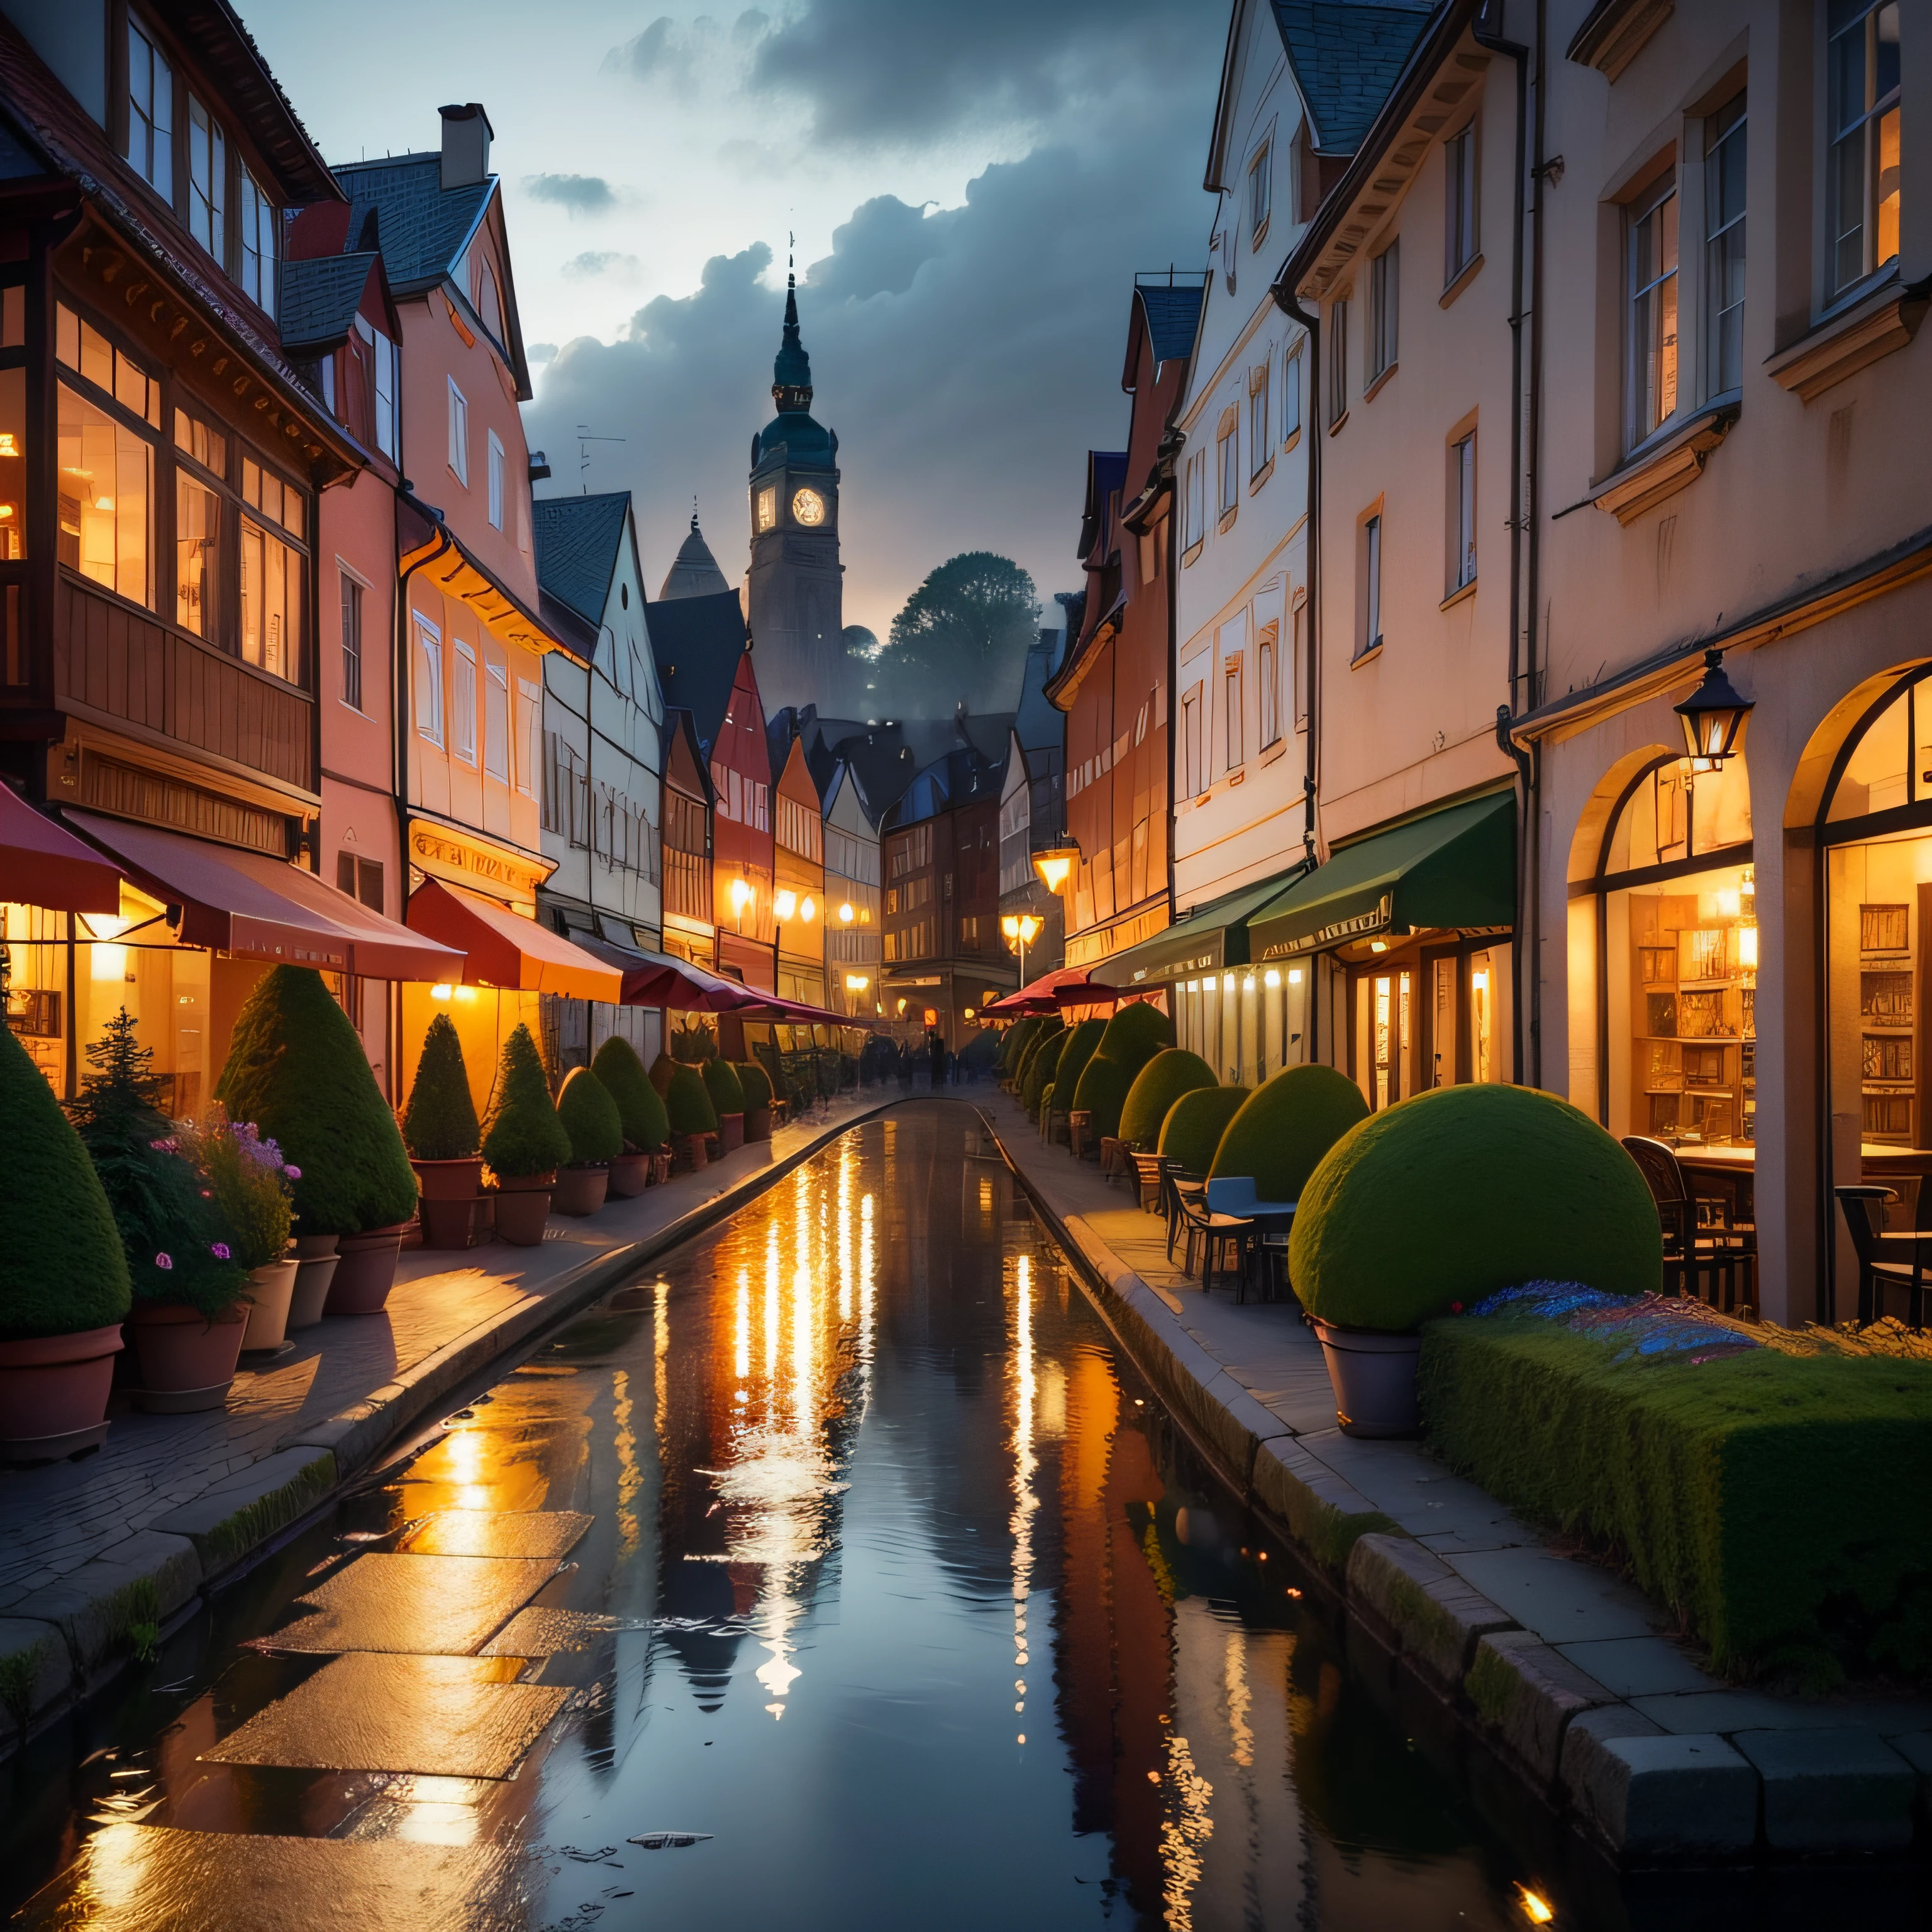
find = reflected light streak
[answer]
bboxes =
[614,1367,640,1558]
[1009,1254,1038,1725]
[1158,1729,1215,1931]
[860,1191,876,1413]
[1224,1629,1253,1770]
[837,1147,853,1323]
[735,1271,751,1384]
[440,1426,492,1514]
[792,1265,813,1440]
[765,1224,780,1389]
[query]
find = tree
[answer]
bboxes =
[877,553,1039,715]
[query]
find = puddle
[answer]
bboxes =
[261,1555,558,1655]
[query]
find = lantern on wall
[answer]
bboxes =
[1031,838,1081,894]
[1674,649,1754,768]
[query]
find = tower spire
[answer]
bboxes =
[772,254,812,413]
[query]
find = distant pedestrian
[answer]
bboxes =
[944,1049,957,1085]
[928,1031,946,1087]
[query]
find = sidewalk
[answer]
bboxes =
[975,1090,1932,1863]
[0,1089,892,1752]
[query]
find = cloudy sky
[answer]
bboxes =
[244,0,1225,645]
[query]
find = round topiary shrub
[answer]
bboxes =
[1014,1018,1063,1091]
[1157,1085,1251,1177]
[480,1024,572,1180]
[591,1037,670,1152]
[1070,1051,1135,1141]
[736,1060,774,1111]
[1119,1048,1218,1150]
[702,1057,745,1117]
[1093,1000,1174,1080]
[1023,1030,1067,1117]
[557,1066,623,1166]
[215,966,417,1236]
[665,1062,719,1137]
[402,1013,480,1161]
[1,1027,130,1339]
[1289,1084,1665,1332]
[648,1051,677,1099]
[1050,1019,1106,1117]
[1211,1064,1370,1203]
[1001,1018,1040,1075]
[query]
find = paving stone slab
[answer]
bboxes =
[1446,1546,1660,1644]
[1554,1636,1719,1699]
[1733,1726,1916,1852]
[1630,1689,1932,1735]
[1467,1629,1618,1785]
[398,1510,592,1560]
[152,1450,337,1572]
[1345,1533,1518,1693]
[262,1554,557,1656]
[9,1531,203,1675]
[1249,1437,1396,1574]
[1561,1717,1759,1860]
[479,1607,621,1657]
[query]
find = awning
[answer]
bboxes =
[984,965,1113,1016]
[67,811,467,982]
[741,994,866,1028]
[405,878,620,1001]
[1247,791,1516,960]
[566,931,770,1011]
[1106,869,1310,990]
[3,787,121,914]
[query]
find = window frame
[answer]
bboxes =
[1258,623,1280,750]
[1826,0,1902,303]
[1625,169,1681,452]
[237,167,277,318]
[55,301,161,613]
[414,614,445,746]
[1328,297,1350,422]
[1445,122,1479,285]
[448,377,469,485]
[1291,593,1309,731]
[1182,682,1204,798]
[1216,410,1238,523]
[1704,92,1748,397]
[1248,140,1272,248]
[1282,342,1304,445]
[516,676,541,796]
[484,643,509,780]
[487,429,505,530]
[124,15,174,206]
[339,569,364,713]
[1368,240,1399,384]
[1183,448,1206,558]
[1450,429,1477,593]
[187,95,226,262]
[1248,355,1273,482]
[1359,512,1384,660]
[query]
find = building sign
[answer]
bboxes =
[408,818,551,909]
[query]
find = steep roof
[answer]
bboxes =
[1014,629,1066,757]
[1079,452,1130,563]
[1271,1,1437,153]
[658,515,730,600]
[534,491,630,628]
[277,252,382,353]
[331,153,494,296]
[1136,280,1206,367]
[646,589,749,752]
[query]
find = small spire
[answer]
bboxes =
[772,267,811,411]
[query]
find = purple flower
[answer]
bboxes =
[285,1165,301,1180]
[211,1243,231,1261]
[155,1253,174,1270]
[149,1136,177,1152]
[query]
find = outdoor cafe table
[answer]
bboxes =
[1674,1143,1932,1226]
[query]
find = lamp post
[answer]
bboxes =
[1031,837,1080,897]
[1001,911,1041,991]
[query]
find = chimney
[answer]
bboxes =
[438,103,493,191]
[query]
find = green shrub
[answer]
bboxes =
[670,1019,716,1063]
[1157,1085,1250,1177]
[591,1037,670,1152]
[0,1027,130,1339]
[1211,1064,1370,1204]
[1119,1049,1218,1150]
[1070,1052,1135,1141]
[480,1024,571,1179]
[1093,1000,1174,1079]
[215,966,417,1236]
[1050,1019,1106,1116]
[665,1062,719,1137]
[1014,1018,1063,1090]
[1023,1030,1067,1118]
[180,1106,295,1271]
[76,1009,247,1314]
[557,1066,623,1165]
[1000,1018,1040,1075]
[1289,1084,1662,1333]
[735,1059,774,1111]
[401,1014,480,1161]
[1423,1298,1932,1679]
[648,1051,677,1099]
[1039,1081,1055,1121]
[702,1057,746,1116]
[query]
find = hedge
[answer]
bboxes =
[1119,1048,1216,1150]
[648,1052,677,1099]
[1022,1030,1067,1118]
[591,1037,670,1152]
[557,1067,623,1165]
[1423,1287,1932,1682]
[702,1057,746,1117]
[480,1024,571,1179]
[1157,1085,1250,1178]
[1211,1063,1368,1203]
[1000,1018,1041,1075]
[402,1013,480,1161]
[1014,1018,1064,1092]
[1050,1019,1106,1118]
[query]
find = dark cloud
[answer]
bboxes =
[806,196,958,301]
[523,172,618,214]
[601,16,726,93]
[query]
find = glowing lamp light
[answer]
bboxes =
[1369,940,1388,953]
[774,889,797,921]
[1472,971,1489,992]
[1242,975,1257,994]
[730,877,753,915]
[1031,839,1080,894]
[896,997,908,1016]
[1515,1886,1555,1926]
[0,434,18,457]
[963,1008,975,1019]
[1222,974,1235,993]
[845,974,869,993]
[1289,967,1304,984]
[1674,648,1753,767]
[1715,889,1741,918]
[799,894,816,923]
[1263,968,1282,989]
[1740,926,1758,969]
[838,901,855,924]
[431,983,454,1001]
[454,985,479,1003]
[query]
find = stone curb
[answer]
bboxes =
[1346,1533,1518,1695]
[1467,1628,1619,1787]
[1560,1713,1758,1859]
[1734,1726,1917,1852]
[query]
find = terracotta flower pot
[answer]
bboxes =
[240,1258,299,1352]
[745,1106,773,1143]
[493,1173,555,1247]
[675,1133,708,1174]
[552,1166,609,1216]
[419,1196,483,1250]
[288,1236,339,1330]
[0,1324,123,1462]
[411,1155,484,1201]
[325,1224,408,1316]
[129,1302,247,1413]
[608,1151,653,1198]
[716,1111,745,1153]
[1307,1317,1423,1438]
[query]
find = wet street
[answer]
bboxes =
[6,1104,1931,1930]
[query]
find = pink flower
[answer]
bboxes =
[211,1243,231,1260]
[1450,1301,1464,1314]
[155,1253,173,1270]
[285,1165,301,1180]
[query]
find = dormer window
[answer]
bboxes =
[125,17,173,202]
[238,169,277,318]
[187,97,226,261]
[1248,143,1271,247]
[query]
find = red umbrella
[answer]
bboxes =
[740,994,869,1028]
[985,965,1116,1015]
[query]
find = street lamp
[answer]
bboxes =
[1674,648,1754,769]
[844,970,869,1018]
[1001,910,1041,989]
[730,875,753,933]
[1031,838,1080,896]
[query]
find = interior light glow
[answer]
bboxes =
[1739,926,1758,969]
[1516,1886,1555,1926]
[774,889,797,921]
[839,902,855,924]
[1263,969,1282,988]
[430,983,454,1001]
[1288,967,1304,984]
[1369,940,1388,953]
[1472,971,1489,991]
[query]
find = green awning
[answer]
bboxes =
[1248,791,1516,959]
[1107,867,1310,989]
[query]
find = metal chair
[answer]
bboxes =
[1621,1136,1755,1311]
[1833,1185,1929,1330]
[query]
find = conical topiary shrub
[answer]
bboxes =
[1071,1052,1136,1142]
[1158,1085,1251,1179]
[1119,1048,1218,1150]
[1023,1029,1067,1118]
[1015,1018,1064,1091]
[1211,1064,1370,1204]
[557,1066,623,1165]
[1001,1018,1041,1076]
[1092,999,1174,1080]
[1049,1018,1106,1115]
[665,1062,719,1138]
[2,1026,130,1339]
[215,967,417,1236]
[591,1036,670,1152]
[702,1058,745,1116]
[480,1023,572,1180]
[402,1013,480,1160]
[736,1060,774,1111]
[648,1051,677,1099]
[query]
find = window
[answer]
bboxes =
[1361,514,1383,658]
[1138,526,1160,585]
[477,257,502,341]
[1282,344,1303,443]
[0,367,25,569]
[336,852,384,913]
[358,316,397,462]
[1224,659,1244,770]
[1291,596,1309,730]
[452,640,477,762]
[1627,174,1679,448]
[1368,241,1399,382]
[1704,94,1747,394]
[238,452,305,684]
[1451,431,1477,591]
[1248,142,1271,245]
[1249,358,1272,480]
[1258,625,1280,748]
[1329,299,1349,419]
[415,617,443,744]
[187,98,225,260]
[1445,124,1479,282]
[1827,2,1901,298]
[516,678,541,795]
[757,486,776,532]
[1183,449,1206,555]
[238,170,276,318]
[448,379,469,484]
[484,645,509,780]
[58,385,153,609]
[125,18,172,203]
[175,470,219,636]
[1182,684,1202,797]
[340,574,364,711]
[1217,413,1238,520]
[487,431,504,530]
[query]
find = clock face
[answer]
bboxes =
[791,487,826,527]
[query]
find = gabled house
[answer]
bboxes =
[998,624,1072,982]
[767,721,826,1008]
[821,756,882,1019]
[658,706,714,973]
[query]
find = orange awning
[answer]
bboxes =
[405,878,621,1001]
[67,812,467,982]
[2,786,121,914]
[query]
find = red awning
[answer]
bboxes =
[741,994,867,1028]
[985,965,1114,1016]
[2,787,121,914]
[567,933,772,1011]
[66,812,466,982]
[405,879,621,1001]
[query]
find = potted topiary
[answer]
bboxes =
[1070,1001,1175,1160]
[180,1106,299,1352]
[1050,1019,1106,1124]
[0,1027,131,1461]
[215,966,418,1316]
[402,1013,484,1249]
[1209,1064,1368,1208]
[72,1011,250,1411]
[1013,1018,1063,1092]
[1119,1048,1218,1152]
[480,1024,572,1245]
[1288,1084,1663,1436]
[1157,1084,1249,1179]
[553,1066,622,1215]
[737,1058,775,1140]
[1021,1029,1067,1120]
[591,1037,669,1195]
[665,1062,719,1170]
[703,1057,746,1152]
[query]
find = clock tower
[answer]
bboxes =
[747,275,845,713]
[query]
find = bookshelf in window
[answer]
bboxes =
[1628,889,1757,1146]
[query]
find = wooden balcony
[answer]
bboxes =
[664,845,709,924]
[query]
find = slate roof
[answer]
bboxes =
[646,589,749,752]
[1136,280,1206,365]
[1015,630,1066,757]
[331,153,493,294]
[1272,1,1437,152]
[658,516,730,600]
[1080,452,1130,562]
[534,491,630,628]
[277,252,378,353]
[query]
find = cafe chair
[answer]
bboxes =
[1160,1166,1196,1261]
[1129,1150,1168,1214]
[1621,1136,1755,1313]
[1833,1185,1929,1331]
[1199,1177,1260,1301]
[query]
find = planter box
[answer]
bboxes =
[608,1151,653,1197]
[129,1302,247,1413]
[552,1166,609,1216]
[288,1236,339,1329]
[745,1105,773,1143]
[419,1195,487,1250]
[240,1259,299,1352]
[716,1112,745,1153]
[325,1225,408,1316]
[675,1133,709,1174]
[493,1173,554,1247]
[410,1156,484,1201]
[0,1323,123,1462]
[1308,1317,1422,1438]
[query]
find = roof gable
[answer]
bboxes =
[331,153,493,294]
[534,491,630,628]
[278,251,386,354]
[1272,0,1437,153]
[646,589,750,750]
